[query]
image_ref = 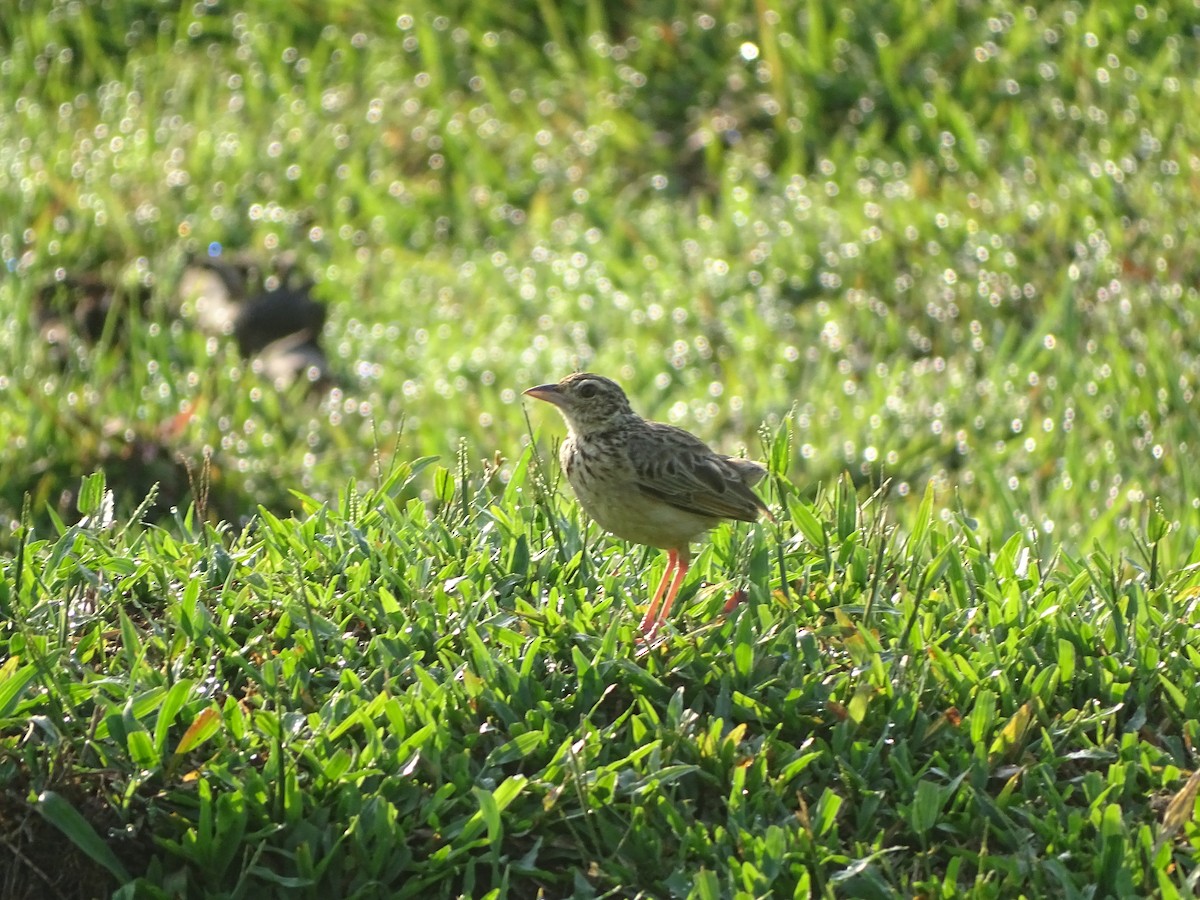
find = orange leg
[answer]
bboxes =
[641,548,690,641]
[638,549,677,635]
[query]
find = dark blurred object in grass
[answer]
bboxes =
[178,251,331,390]
[35,271,151,360]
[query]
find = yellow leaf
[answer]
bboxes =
[1158,769,1200,849]
[988,700,1036,764]
[174,707,222,757]
[724,722,747,748]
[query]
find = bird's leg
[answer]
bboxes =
[644,547,690,640]
[639,549,677,636]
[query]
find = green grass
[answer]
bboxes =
[5,465,1200,897]
[2,0,1200,896]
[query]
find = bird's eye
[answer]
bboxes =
[577,382,598,399]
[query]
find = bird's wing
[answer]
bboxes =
[626,423,771,522]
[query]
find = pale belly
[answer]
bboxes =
[564,452,715,549]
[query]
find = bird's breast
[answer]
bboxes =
[560,432,716,548]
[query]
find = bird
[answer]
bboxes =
[524,373,774,640]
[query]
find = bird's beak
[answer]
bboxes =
[523,383,564,406]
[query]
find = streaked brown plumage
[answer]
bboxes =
[524,373,773,639]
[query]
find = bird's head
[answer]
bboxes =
[524,372,636,435]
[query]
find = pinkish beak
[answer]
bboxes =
[523,383,565,407]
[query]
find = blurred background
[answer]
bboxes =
[2,1,1199,552]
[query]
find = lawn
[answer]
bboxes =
[2,1,1199,897]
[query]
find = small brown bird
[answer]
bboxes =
[524,373,774,640]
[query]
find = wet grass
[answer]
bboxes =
[5,466,1200,897]
[2,0,1200,896]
